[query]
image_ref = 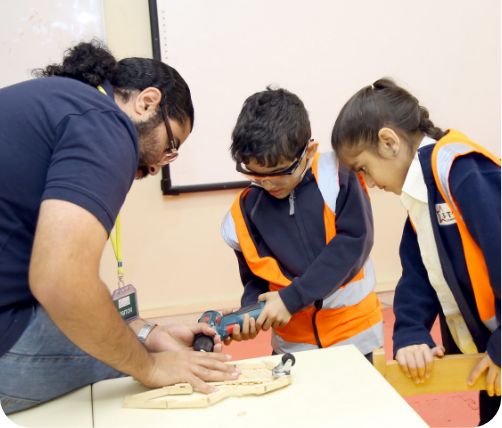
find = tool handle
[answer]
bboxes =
[228,301,265,318]
[217,301,265,340]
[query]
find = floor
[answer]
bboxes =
[168,292,479,427]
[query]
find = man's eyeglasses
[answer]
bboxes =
[160,103,179,164]
[236,141,309,178]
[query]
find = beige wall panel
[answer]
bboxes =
[101,0,496,316]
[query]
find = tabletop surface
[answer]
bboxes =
[7,385,92,428]
[92,345,428,428]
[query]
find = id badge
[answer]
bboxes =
[112,284,139,322]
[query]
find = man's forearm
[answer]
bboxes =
[30,200,153,382]
[35,276,152,382]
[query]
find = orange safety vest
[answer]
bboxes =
[432,130,500,331]
[229,152,382,347]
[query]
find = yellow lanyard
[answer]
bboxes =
[109,213,124,286]
[97,84,107,96]
[97,84,124,287]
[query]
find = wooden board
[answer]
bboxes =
[123,360,291,409]
[373,348,486,396]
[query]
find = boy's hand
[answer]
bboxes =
[468,353,501,397]
[395,344,445,384]
[256,292,292,330]
[226,314,260,343]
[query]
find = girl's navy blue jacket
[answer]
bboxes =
[393,141,500,366]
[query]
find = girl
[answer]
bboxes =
[331,78,500,425]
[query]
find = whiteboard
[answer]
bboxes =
[151,0,500,192]
[0,0,106,88]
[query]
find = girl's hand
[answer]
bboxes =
[395,343,445,384]
[468,353,501,397]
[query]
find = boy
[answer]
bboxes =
[221,88,383,358]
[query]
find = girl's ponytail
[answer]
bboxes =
[418,106,447,140]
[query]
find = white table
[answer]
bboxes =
[92,346,427,428]
[6,385,92,428]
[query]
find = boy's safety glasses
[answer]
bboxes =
[236,141,309,179]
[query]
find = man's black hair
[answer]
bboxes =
[33,39,194,129]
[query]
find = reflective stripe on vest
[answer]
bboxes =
[432,131,500,332]
[401,192,478,354]
[272,316,384,355]
[312,151,338,242]
[221,210,241,252]
[222,152,382,350]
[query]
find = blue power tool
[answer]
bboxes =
[193,301,265,352]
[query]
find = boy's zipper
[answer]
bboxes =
[288,187,322,347]
[291,190,315,261]
[288,191,295,216]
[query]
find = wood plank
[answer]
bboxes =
[373,348,485,396]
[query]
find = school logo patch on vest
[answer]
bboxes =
[435,203,456,226]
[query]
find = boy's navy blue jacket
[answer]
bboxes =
[393,143,501,365]
[234,164,374,313]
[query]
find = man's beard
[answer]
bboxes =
[134,111,163,179]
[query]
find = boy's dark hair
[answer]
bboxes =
[331,78,445,153]
[32,39,194,129]
[231,87,311,167]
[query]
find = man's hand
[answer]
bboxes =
[395,344,445,384]
[140,351,240,393]
[256,291,292,331]
[30,200,236,392]
[144,322,224,353]
[468,353,501,397]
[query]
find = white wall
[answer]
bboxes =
[0,0,105,88]
[154,0,501,188]
[100,0,500,317]
[102,0,245,318]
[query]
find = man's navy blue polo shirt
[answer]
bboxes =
[0,77,138,356]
